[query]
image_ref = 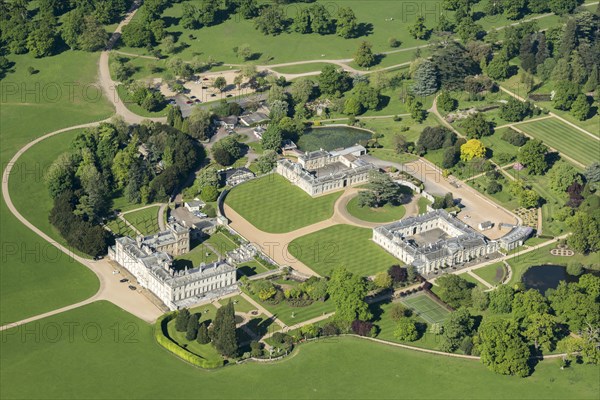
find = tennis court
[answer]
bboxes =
[401,293,450,324]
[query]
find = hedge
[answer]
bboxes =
[154,312,223,369]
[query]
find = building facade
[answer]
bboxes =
[373,210,498,274]
[276,145,376,196]
[109,236,237,310]
[139,222,190,256]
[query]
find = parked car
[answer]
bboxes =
[120,278,129,283]
[226,94,233,98]
[128,285,137,291]
[194,99,201,103]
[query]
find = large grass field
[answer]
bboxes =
[288,224,400,277]
[225,174,342,233]
[0,51,113,324]
[346,196,406,223]
[401,293,450,324]
[123,206,161,235]
[2,301,599,399]
[516,118,599,167]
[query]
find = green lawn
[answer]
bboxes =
[166,304,224,365]
[1,51,113,324]
[480,128,520,165]
[288,224,400,277]
[516,118,599,167]
[106,218,138,238]
[417,197,431,214]
[219,295,256,314]
[123,206,161,235]
[346,196,405,223]
[204,232,239,255]
[271,62,336,74]
[472,263,506,286]
[174,241,219,270]
[225,174,342,233]
[457,272,487,289]
[2,301,600,399]
[237,260,270,277]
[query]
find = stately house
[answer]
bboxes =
[276,145,377,196]
[133,222,191,256]
[109,235,237,310]
[373,210,498,274]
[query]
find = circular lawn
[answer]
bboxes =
[346,196,405,223]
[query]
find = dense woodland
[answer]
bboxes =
[45,120,204,255]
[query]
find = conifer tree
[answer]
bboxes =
[211,301,238,357]
[175,308,190,332]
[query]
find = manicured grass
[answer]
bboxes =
[472,263,506,286]
[1,51,113,324]
[174,241,219,270]
[237,260,270,277]
[243,286,335,326]
[116,84,168,118]
[458,272,487,289]
[505,243,600,285]
[166,304,224,364]
[225,174,342,233]
[469,175,519,210]
[297,126,372,152]
[2,301,600,399]
[123,206,161,235]
[271,62,336,74]
[401,293,450,324]
[219,295,256,314]
[480,128,520,165]
[516,118,599,167]
[417,197,431,214]
[106,218,138,238]
[288,224,400,277]
[346,196,405,223]
[204,232,239,255]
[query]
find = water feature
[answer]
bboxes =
[521,264,585,294]
[297,126,372,152]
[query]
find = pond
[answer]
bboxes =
[297,126,372,152]
[521,264,582,294]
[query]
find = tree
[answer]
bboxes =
[354,41,375,67]
[235,44,252,61]
[517,139,548,175]
[45,153,77,199]
[471,286,489,311]
[460,139,486,161]
[570,94,591,121]
[390,303,410,321]
[309,4,333,34]
[486,51,511,80]
[417,126,456,151]
[373,272,392,289]
[255,150,278,174]
[318,65,351,96]
[566,211,600,254]
[552,81,580,111]
[409,15,429,40]
[290,78,315,105]
[292,8,311,33]
[121,22,152,48]
[412,60,439,96]
[213,76,227,93]
[388,265,408,284]
[336,7,358,38]
[499,98,532,122]
[351,320,374,337]
[239,0,258,19]
[518,189,540,208]
[440,309,475,352]
[175,308,191,332]
[344,97,362,115]
[357,171,405,208]
[261,125,283,151]
[523,312,558,352]
[27,18,57,57]
[186,313,199,341]
[501,128,528,146]
[437,91,458,112]
[211,301,238,357]
[584,162,600,187]
[436,274,474,309]
[254,5,287,35]
[462,113,493,138]
[503,0,526,19]
[548,161,582,193]
[393,317,419,341]
[328,267,371,325]
[474,317,531,377]
[549,0,581,15]
[488,284,515,314]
